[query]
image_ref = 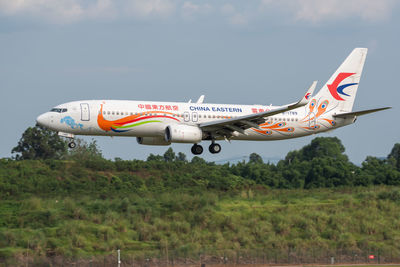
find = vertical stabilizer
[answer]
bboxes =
[313,48,368,112]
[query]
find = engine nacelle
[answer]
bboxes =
[137,137,171,146]
[165,124,202,143]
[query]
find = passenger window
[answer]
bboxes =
[107,111,110,115]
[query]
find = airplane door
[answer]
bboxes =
[192,112,198,122]
[81,103,90,121]
[184,112,190,122]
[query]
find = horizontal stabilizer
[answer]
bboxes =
[333,107,391,118]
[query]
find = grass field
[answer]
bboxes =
[1,186,400,265]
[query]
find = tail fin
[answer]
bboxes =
[313,48,368,113]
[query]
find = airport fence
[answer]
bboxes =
[2,247,400,266]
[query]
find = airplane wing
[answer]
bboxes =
[199,81,317,137]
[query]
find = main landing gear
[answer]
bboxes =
[191,142,221,155]
[209,143,221,154]
[191,144,203,155]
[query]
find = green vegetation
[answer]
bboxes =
[1,126,400,265]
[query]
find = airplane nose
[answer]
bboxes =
[36,113,47,127]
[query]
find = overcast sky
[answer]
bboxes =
[0,0,399,163]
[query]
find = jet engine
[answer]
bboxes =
[136,137,171,146]
[165,124,203,143]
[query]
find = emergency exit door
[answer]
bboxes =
[80,103,90,121]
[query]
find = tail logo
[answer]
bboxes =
[327,72,358,101]
[305,93,311,100]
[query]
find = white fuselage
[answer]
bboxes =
[35,48,386,155]
[36,99,353,141]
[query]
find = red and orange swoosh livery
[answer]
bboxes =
[97,104,179,132]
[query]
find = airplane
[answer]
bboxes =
[36,48,390,155]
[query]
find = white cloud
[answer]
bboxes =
[0,0,84,23]
[87,0,117,19]
[124,0,175,19]
[0,0,397,24]
[0,0,175,23]
[181,1,212,20]
[220,3,247,25]
[260,0,397,23]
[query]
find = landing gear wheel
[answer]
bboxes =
[191,144,203,155]
[209,143,221,154]
[68,141,76,149]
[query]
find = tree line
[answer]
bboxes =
[5,125,400,194]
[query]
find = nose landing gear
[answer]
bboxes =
[58,132,76,149]
[68,141,76,149]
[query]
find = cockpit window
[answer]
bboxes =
[50,108,68,113]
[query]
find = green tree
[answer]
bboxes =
[147,153,163,161]
[360,156,400,185]
[191,156,206,164]
[388,143,400,171]
[284,137,348,164]
[11,125,67,160]
[163,147,176,162]
[249,153,263,164]
[67,139,103,161]
[176,152,187,162]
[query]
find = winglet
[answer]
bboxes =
[288,81,317,108]
[196,95,205,104]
